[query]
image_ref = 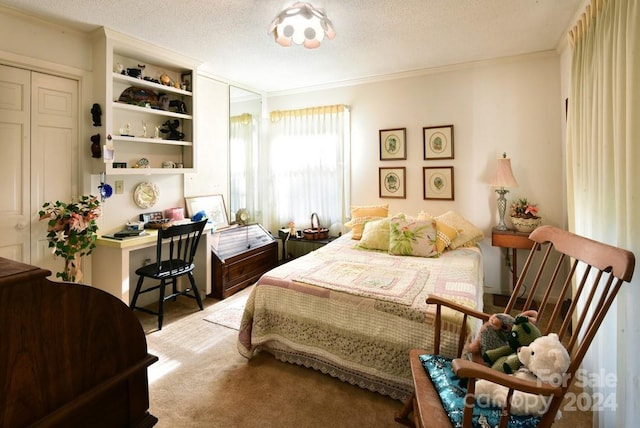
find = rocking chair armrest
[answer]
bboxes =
[451,359,564,397]
[426,295,491,322]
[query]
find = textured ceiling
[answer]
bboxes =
[0,0,583,93]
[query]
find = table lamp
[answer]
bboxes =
[490,153,518,231]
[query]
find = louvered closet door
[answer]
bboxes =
[0,64,78,270]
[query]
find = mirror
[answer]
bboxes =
[229,86,262,224]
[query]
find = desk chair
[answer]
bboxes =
[395,225,635,428]
[130,219,207,330]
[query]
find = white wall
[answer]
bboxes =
[0,7,92,72]
[267,52,565,295]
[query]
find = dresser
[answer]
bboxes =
[0,257,157,427]
[211,224,278,298]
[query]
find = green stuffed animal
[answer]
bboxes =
[482,314,541,374]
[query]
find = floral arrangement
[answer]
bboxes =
[510,198,540,219]
[39,195,101,282]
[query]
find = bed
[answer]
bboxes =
[237,210,485,401]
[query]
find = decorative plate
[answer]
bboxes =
[133,182,159,209]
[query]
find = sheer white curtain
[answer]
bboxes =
[265,105,350,235]
[230,113,258,218]
[567,0,639,425]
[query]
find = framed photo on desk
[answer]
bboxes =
[185,194,229,228]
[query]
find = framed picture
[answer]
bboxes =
[423,167,454,200]
[423,125,454,160]
[379,128,407,160]
[184,194,229,228]
[379,167,406,199]
[180,71,192,92]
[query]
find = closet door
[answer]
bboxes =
[0,65,78,270]
[30,71,79,273]
[0,64,30,261]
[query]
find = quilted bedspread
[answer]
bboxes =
[237,233,483,401]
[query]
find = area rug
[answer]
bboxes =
[203,287,252,330]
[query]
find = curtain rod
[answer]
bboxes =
[568,0,606,47]
[270,104,350,121]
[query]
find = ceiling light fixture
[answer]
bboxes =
[268,2,335,49]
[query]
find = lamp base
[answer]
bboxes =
[495,188,510,232]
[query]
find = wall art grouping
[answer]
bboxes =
[378,124,454,200]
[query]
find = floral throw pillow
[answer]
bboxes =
[417,211,459,253]
[388,213,438,257]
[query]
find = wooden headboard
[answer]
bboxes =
[0,257,158,427]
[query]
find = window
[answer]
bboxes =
[264,105,350,235]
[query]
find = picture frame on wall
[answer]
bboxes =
[184,194,229,228]
[423,125,454,160]
[379,167,406,199]
[423,166,454,200]
[379,128,407,160]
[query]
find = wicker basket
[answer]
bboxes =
[303,212,329,240]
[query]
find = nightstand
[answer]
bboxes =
[491,228,535,307]
[276,234,336,262]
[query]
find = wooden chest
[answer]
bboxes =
[210,224,278,299]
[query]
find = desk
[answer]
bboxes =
[91,224,213,304]
[491,228,534,292]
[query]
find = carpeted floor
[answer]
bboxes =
[136,287,403,427]
[134,290,592,427]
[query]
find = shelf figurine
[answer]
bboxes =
[160,119,184,141]
[90,134,101,158]
[91,103,102,126]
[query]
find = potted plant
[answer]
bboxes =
[510,198,542,233]
[39,195,101,282]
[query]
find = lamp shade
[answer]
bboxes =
[490,156,518,188]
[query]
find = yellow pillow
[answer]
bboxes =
[435,211,484,249]
[418,211,458,253]
[356,218,390,251]
[345,204,389,239]
[435,219,459,253]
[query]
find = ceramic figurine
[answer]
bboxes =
[90,134,101,158]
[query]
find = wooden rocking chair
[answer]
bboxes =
[395,225,635,428]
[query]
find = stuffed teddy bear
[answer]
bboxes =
[475,333,571,417]
[482,313,541,374]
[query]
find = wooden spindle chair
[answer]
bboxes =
[395,225,635,428]
[130,219,207,330]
